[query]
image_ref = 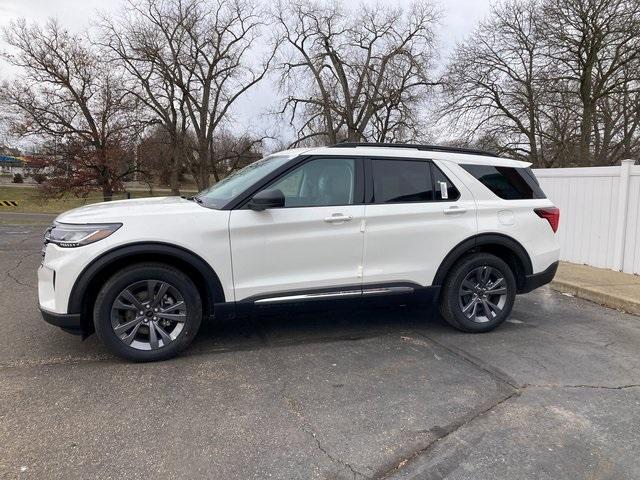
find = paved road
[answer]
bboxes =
[0,216,639,479]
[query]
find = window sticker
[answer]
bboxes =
[439,181,449,199]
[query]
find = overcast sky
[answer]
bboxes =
[0,0,494,144]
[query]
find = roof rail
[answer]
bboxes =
[328,142,498,158]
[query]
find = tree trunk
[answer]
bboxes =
[211,163,220,183]
[527,97,539,167]
[528,133,539,167]
[97,164,114,202]
[197,141,210,190]
[169,142,182,196]
[102,185,114,202]
[347,127,360,142]
[579,111,593,166]
[169,167,180,196]
[578,66,595,166]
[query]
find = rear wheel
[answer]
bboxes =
[94,262,202,361]
[439,253,516,332]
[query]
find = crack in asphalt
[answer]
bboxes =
[279,381,369,479]
[0,332,382,371]
[526,383,640,390]
[0,353,113,369]
[412,330,520,389]
[2,251,39,289]
[376,332,640,478]
[375,389,520,479]
[377,379,640,478]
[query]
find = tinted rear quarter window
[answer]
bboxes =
[462,164,545,200]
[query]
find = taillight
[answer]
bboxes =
[535,207,560,233]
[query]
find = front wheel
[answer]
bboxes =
[94,262,202,361]
[439,253,516,333]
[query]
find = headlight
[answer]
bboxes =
[45,223,122,248]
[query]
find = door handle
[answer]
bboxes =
[324,214,353,223]
[443,206,467,215]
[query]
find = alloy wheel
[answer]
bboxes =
[458,266,508,323]
[110,280,187,350]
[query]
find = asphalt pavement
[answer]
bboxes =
[0,213,639,479]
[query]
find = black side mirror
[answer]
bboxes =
[248,188,285,211]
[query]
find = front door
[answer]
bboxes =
[229,157,365,301]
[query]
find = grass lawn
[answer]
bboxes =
[0,185,197,214]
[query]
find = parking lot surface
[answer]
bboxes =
[1,214,639,479]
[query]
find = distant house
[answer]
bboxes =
[0,155,23,175]
[0,154,51,178]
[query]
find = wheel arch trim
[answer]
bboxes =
[67,242,225,314]
[432,233,533,287]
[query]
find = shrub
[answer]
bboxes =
[12,173,24,183]
[32,173,47,184]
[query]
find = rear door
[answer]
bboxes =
[362,158,477,287]
[229,156,365,301]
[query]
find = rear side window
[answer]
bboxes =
[371,159,461,203]
[461,164,545,200]
[372,160,433,203]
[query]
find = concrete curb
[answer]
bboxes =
[550,279,640,316]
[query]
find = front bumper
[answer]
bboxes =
[40,308,82,335]
[520,261,559,294]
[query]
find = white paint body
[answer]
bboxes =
[229,205,366,300]
[38,146,560,314]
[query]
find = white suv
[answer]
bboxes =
[38,143,560,361]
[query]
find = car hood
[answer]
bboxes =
[55,196,206,224]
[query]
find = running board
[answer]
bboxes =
[253,286,415,304]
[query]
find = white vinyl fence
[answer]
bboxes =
[533,159,640,275]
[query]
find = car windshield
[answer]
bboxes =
[196,155,292,209]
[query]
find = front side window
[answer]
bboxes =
[197,155,291,209]
[372,159,434,203]
[461,164,546,200]
[265,157,356,207]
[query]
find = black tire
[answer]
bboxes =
[94,262,202,362]
[439,253,516,333]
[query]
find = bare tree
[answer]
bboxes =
[0,114,9,152]
[209,130,265,181]
[542,0,640,165]
[0,19,143,200]
[440,0,550,165]
[136,125,189,188]
[534,84,582,167]
[110,0,276,190]
[590,60,640,164]
[99,3,192,195]
[441,0,640,167]
[275,0,439,146]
